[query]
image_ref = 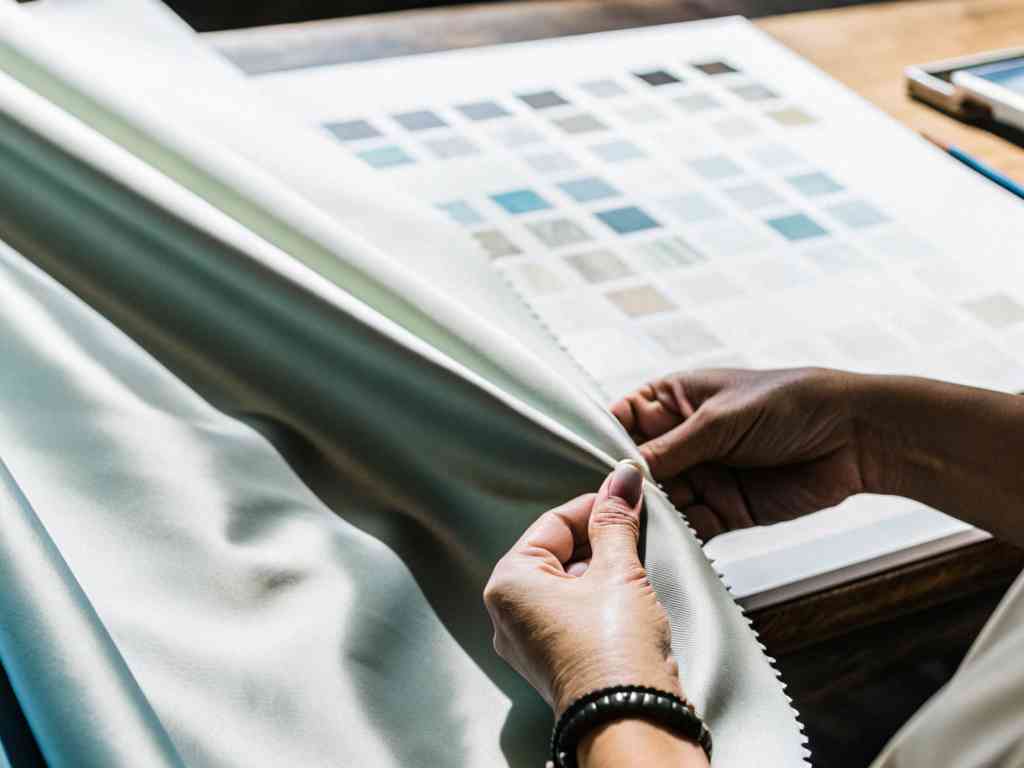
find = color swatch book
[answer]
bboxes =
[224,17,1024,605]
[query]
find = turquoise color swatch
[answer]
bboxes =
[557,177,620,203]
[357,145,415,168]
[787,172,844,197]
[767,213,829,241]
[596,206,661,234]
[437,201,485,226]
[491,189,553,214]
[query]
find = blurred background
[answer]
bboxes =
[161,0,880,32]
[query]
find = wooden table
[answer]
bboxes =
[207,3,1024,763]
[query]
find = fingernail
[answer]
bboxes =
[607,460,644,507]
[566,561,589,577]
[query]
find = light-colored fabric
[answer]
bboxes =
[872,570,1024,768]
[0,4,808,766]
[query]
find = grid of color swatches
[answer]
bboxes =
[323,58,1024,398]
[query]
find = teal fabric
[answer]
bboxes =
[0,462,184,768]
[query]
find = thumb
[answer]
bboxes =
[588,460,645,571]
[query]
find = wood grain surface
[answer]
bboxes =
[760,0,1024,180]
[752,538,1024,654]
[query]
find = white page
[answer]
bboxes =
[234,17,1024,602]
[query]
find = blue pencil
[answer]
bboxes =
[923,133,1024,201]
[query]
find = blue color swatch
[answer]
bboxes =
[437,201,484,226]
[325,120,381,142]
[357,145,415,168]
[393,110,448,131]
[787,172,844,197]
[596,206,661,234]
[457,101,511,121]
[491,189,553,214]
[767,213,829,241]
[558,177,621,203]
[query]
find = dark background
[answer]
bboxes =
[161,0,880,33]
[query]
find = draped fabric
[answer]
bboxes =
[871,570,1024,768]
[0,3,808,766]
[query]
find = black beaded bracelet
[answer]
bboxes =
[550,685,712,768]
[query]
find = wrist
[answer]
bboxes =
[844,372,919,497]
[578,719,709,768]
[552,660,683,719]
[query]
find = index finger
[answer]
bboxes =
[513,493,596,565]
[611,381,687,442]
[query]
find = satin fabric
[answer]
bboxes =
[871,570,1024,767]
[0,3,807,766]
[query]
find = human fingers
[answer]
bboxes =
[512,493,596,570]
[638,406,731,482]
[611,382,684,440]
[687,465,756,532]
[680,504,726,541]
[587,460,645,573]
[621,370,741,438]
[664,465,758,538]
[565,558,591,577]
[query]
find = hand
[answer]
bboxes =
[483,462,681,718]
[611,368,880,540]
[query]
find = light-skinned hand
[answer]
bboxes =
[483,461,682,718]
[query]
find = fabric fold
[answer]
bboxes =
[0,460,184,768]
[0,4,809,766]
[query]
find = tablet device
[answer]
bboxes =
[906,47,1024,132]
